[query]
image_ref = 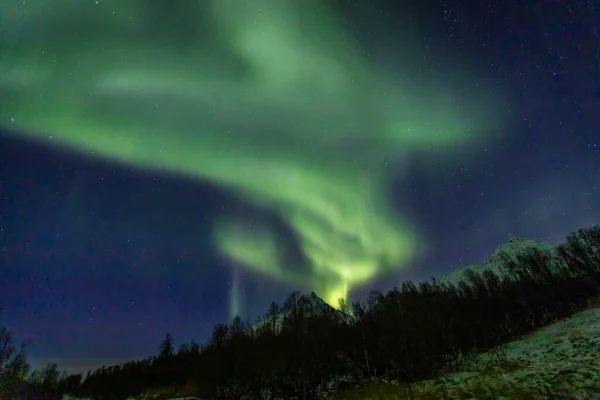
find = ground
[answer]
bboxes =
[334,306,600,399]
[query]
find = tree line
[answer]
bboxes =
[0,332,80,400]
[1,225,599,400]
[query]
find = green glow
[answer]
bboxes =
[0,0,502,315]
[229,264,241,320]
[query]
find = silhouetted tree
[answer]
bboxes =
[158,332,175,358]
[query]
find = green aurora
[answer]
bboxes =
[0,0,503,315]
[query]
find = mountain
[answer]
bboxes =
[256,238,560,330]
[303,291,345,316]
[439,237,558,285]
[254,291,347,331]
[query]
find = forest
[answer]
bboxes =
[1,225,599,400]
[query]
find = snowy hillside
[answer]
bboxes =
[440,237,558,285]
[413,305,600,399]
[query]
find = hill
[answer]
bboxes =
[415,304,600,398]
[61,305,600,399]
[335,304,600,399]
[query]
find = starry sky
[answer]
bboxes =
[0,0,598,373]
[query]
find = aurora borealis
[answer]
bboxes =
[1,0,500,309]
[1,0,598,373]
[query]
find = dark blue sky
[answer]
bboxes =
[1,0,598,373]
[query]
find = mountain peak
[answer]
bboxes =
[440,237,557,285]
[302,291,339,314]
[254,292,346,331]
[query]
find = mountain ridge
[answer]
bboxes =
[439,237,558,285]
[253,291,347,331]
[256,233,587,324]
[259,237,560,323]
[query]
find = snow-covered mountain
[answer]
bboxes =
[440,237,558,285]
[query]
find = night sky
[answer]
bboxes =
[1,0,598,374]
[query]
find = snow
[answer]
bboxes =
[413,306,600,399]
[440,237,558,286]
